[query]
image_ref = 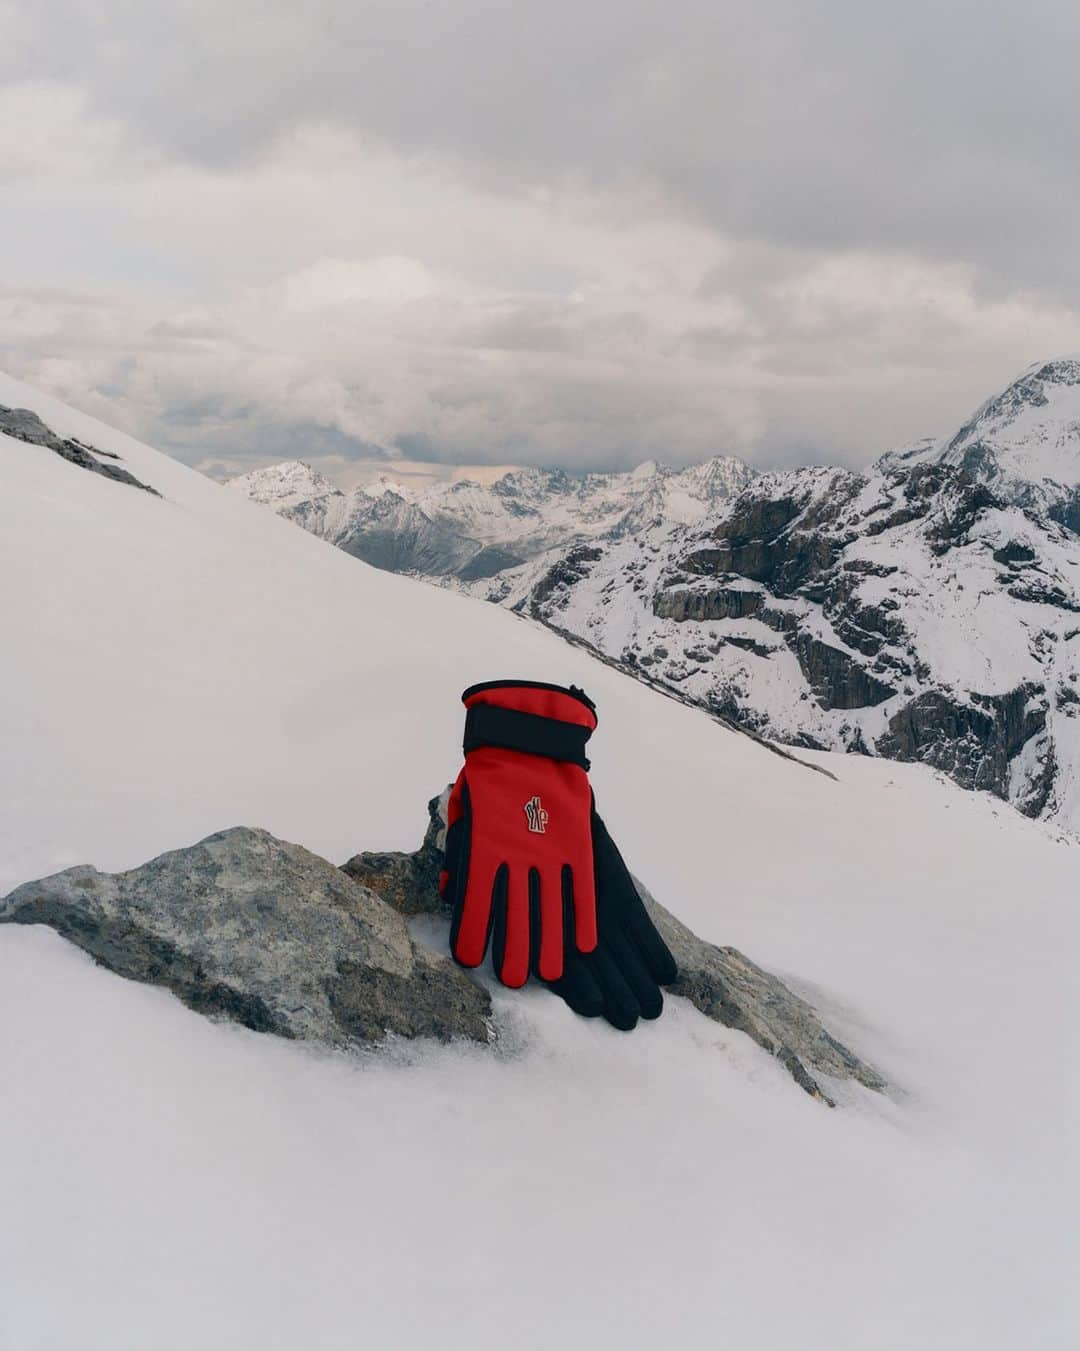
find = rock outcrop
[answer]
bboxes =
[0,826,491,1045]
[1,404,159,494]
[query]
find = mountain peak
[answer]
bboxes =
[942,355,1080,489]
[229,459,342,507]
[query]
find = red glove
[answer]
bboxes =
[440,680,599,986]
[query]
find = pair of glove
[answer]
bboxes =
[439,680,678,1030]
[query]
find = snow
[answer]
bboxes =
[2,372,1079,1349]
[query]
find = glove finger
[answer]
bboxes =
[448,780,488,966]
[546,948,604,1018]
[587,942,641,1032]
[625,903,678,987]
[591,806,677,988]
[606,924,664,1021]
[492,864,530,988]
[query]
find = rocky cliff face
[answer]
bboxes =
[483,362,1080,832]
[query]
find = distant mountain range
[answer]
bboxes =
[228,455,756,581]
[229,358,1080,833]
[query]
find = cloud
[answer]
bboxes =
[10,1,1080,293]
[2,1,1080,477]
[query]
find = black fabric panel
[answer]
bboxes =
[463,703,592,769]
[547,951,605,1018]
[528,868,543,978]
[593,809,678,987]
[489,863,510,982]
[626,905,679,987]
[586,943,641,1031]
[606,927,664,1021]
[446,781,472,957]
[540,803,678,1032]
[561,865,575,947]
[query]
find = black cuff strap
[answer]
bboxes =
[463,703,592,770]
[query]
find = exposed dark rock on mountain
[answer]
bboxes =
[0,826,491,1045]
[344,793,886,1104]
[1,404,159,494]
[478,362,1080,833]
[877,684,1051,805]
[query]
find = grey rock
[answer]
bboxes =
[637,884,886,1103]
[1,404,159,495]
[343,794,887,1104]
[0,826,490,1046]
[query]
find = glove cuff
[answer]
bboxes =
[463,702,593,769]
[461,680,597,769]
[461,679,597,729]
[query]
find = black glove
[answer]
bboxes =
[546,808,678,1031]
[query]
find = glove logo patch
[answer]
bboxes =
[524,795,549,834]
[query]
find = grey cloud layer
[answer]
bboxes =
[3,0,1080,475]
[13,0,1080,294]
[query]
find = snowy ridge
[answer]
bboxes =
[230,453,755,579]
[876,358,1080,524]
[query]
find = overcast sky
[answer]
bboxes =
[3,0,1079,481]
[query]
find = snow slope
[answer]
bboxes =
[2,372,1078,1350]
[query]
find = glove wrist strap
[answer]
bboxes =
[463,703,592,770]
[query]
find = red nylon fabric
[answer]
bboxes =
[463,684,597,731]
[447,682,599,985]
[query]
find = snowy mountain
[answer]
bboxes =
[879,356,1080,524]
[229,360,1080,833]
[461,359,1080,834]
[229,453,755,580]
[2,373,1078,1349]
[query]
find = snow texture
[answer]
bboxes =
[1,372,1078,1350]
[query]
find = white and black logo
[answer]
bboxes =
[524,795,549,834]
